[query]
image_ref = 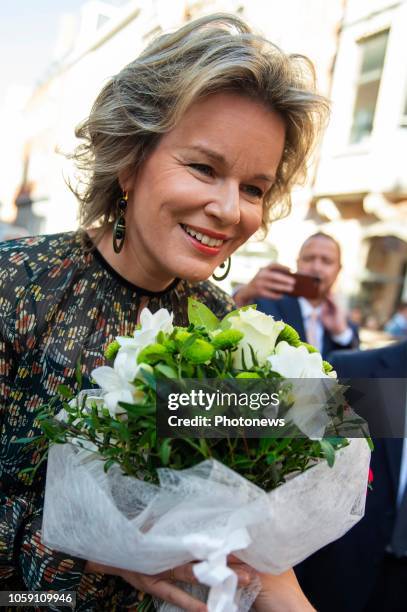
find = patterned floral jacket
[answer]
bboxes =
[0,232,234,611]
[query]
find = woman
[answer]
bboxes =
[0,13,327,611]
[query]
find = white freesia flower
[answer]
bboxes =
[228,309,285,369]
[91,348,145,417]
[114,347,140,383]
[67,392,105,412]
[268,341,330,378]
[117,308,173,352]
[91,366,134,416]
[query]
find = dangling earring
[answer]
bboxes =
[212,257,231,281]
[112,191,127,253]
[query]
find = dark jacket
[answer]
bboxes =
[295,341,407,612]
[255,295,359,359]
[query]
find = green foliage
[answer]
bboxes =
[322,360,333,374]
[212,329,243,350]
[319,439,336,467]
[174,329,192,344]
[28,380,349,492]
[235,372,261,379]
[14,300,363,612]
[137,343,170,365]
[299,342,318,353]
[188,298,220,331]
[57,385,74,400]
[181,338,215,364]
[104,340,120,361]
[21,301,354,497]
[277,324,301,347]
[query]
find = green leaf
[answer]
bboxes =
[187,298,219,331]
[12,435,42,445]
[118,402,155,416]
[57,384,74,399]
[156,331,166,344]
[103,459,116,473]
[248,344,258,367]
[138,343,169,365]
[259,438,274,453]
[366,436,374,451]
[319,439,336,467]
[198,438,211,457]
[138,429,153,447]
[159,439,172,465]
[232,458,255,468]
[155,364,178,378]
[324,436,346,448]
[19,466,36,474]
[140,368,156,391]
[75,358,83,388]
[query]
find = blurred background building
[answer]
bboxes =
[312,0,407,331]
[1,0,406,343]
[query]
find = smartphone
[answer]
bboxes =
[284,271,321,299]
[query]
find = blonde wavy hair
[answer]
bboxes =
[72,13,329,240]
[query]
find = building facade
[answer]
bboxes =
[309,0,407,323]
[4,0,406,324]
[0,0,342,273]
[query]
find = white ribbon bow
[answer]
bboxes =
[182,528,252,612]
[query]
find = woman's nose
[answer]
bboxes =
[204,182,241,226]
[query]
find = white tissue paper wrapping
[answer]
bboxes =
[42,433,370,612]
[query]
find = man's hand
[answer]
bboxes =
[320,294,348,336]
[234,264,295,307]
[84,558,254,612]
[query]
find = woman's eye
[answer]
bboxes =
[243,185,263,199]
[188,163,214,177]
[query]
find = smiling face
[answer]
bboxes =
[120,92,286,288]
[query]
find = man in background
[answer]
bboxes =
[234,232,359,358]
[385,303,407,338]
[295,340,407,612]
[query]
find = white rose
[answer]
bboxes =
[228,309,285,369]
[285,378,333,439]
[267,341,333,378]
[267,342,338,438]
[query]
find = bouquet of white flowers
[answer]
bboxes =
[30,301,371,612]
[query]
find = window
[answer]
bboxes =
[350,30,389,144]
